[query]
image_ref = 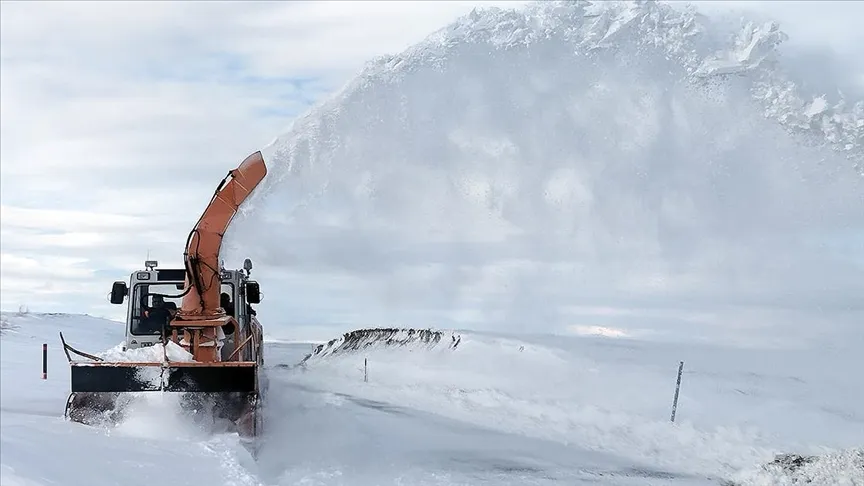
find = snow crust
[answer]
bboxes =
[300,328,460,363]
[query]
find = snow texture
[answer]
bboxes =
[727,450,864,485]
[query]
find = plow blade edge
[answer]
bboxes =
[70,362,258,393]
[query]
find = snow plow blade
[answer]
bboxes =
[60,333,263,438]
[69,362,258,393]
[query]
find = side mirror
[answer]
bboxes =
[246,280,261,304]
[110,281,128,304]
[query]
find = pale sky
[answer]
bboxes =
[1,1,862,334]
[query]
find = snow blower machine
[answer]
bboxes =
[59,151,268,438]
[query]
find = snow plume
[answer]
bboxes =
[692,20,863,171]
[223,0,864,346]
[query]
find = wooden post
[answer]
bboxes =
[670,360,684,423]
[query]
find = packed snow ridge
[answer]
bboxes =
[300,328,461,363]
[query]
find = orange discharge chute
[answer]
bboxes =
[170,151,267,361]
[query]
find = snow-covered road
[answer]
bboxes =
[257,344,717,485]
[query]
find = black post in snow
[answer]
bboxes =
[670,360,684,423]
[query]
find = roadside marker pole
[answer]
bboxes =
[42,343,48,379]
[364,358,368,383]
[670,360,684,423]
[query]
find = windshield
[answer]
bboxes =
[130,283,183,336]
[130,282,236,336]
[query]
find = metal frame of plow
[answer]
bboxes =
[60,332,258,394]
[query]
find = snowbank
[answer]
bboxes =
[301,328,460,363]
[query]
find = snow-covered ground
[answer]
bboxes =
[2,312,862,485]
[283,329,864,485]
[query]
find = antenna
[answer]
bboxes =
[144,249,157,271]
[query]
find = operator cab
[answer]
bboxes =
[108,259,261,357]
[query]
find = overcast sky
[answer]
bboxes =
[1,1,862,327]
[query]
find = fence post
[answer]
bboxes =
[364,358,368,383]
[670,360,684,422]
[42,343,47,379]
